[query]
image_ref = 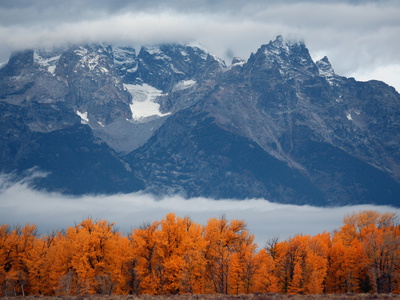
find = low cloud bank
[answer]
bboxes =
[1,175,399,247]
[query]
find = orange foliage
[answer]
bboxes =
[1,210,400,296]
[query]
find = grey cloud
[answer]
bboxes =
[1,175,399,247]
[0,1,399,88]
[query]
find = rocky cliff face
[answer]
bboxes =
[1,36,399,205]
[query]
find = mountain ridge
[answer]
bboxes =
[1,36,399,206]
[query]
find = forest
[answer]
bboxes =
[1,210,400,296]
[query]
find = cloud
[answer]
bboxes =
[1,1,399,91]
[1,174,399,248]
[350,64,400,92]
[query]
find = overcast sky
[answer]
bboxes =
[0,0,399,90]
[1,175,399,247]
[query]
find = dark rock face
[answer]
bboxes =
[0,45,144,194]
[55,44,132,125]
[1,36,400,206]
[0,102,144,194]
[126,110,324,205]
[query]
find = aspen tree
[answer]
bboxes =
[252,248,280,293]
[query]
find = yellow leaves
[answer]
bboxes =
[288,260,304,294]
[130,213,208,295]
[329,210,400,294]
[0,224,38,296]
[273,234,329,295]
[48,218,131,295]
[1,210,400,296]
[253,249,280,293]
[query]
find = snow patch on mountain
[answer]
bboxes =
[76,110,89,124]
[346,113,353,121]
[33,50,60,75]
[74,46,111,73]
[231,57,246,67]
[172,79,196,92]
[74,46,88,57]
[79,54,100,71]
[180,50,189,58]
[124,83,171,121]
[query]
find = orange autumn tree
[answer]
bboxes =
[268,233,330,294]
[327,210,400,294]
[129,220,160,295]
[174,216,208,294]
[359,213,400,293]
[272,235,302,293]
[227,220,259,295]
[155,213,197,294]
[0,224,38,296]
[285,234,329,294]
[130,213,208,295]
[326,235,366,293]
[252,246,280,293]
[303,232,330,294]
[47,218,131,295]
[1,210,400,296]
[23,232,57,295]
[203,216,257,294]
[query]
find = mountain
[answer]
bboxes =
[1,36,399,206]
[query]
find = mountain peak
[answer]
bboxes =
[316,56,334,73]
[231,57,246,66]
[137,43,224,92]
[268,35,305,51]
[316,56,339,84]
[250,35,318,79]
[0,50,34,76]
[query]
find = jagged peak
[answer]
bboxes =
[248,35,317,77]
[316,56,339,84]
[141,43,189,53]
[8,49,35,62]
[140,43,195,62]
[113,46,138,76]
[113,46,137,60]
[257,35,310,62]
[140,43,210,59]
[139,43,227,70]
[139,45,169,60]
[231,57,246,66]
[266,35,305,53]
[316,56,334,72]
[0,49,35,76]
[72,43,113,57]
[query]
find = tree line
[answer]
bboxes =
[1,210,400,296]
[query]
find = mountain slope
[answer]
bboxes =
[127,36,400,205]
[126,109,325,205]
[0,36,399,205]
